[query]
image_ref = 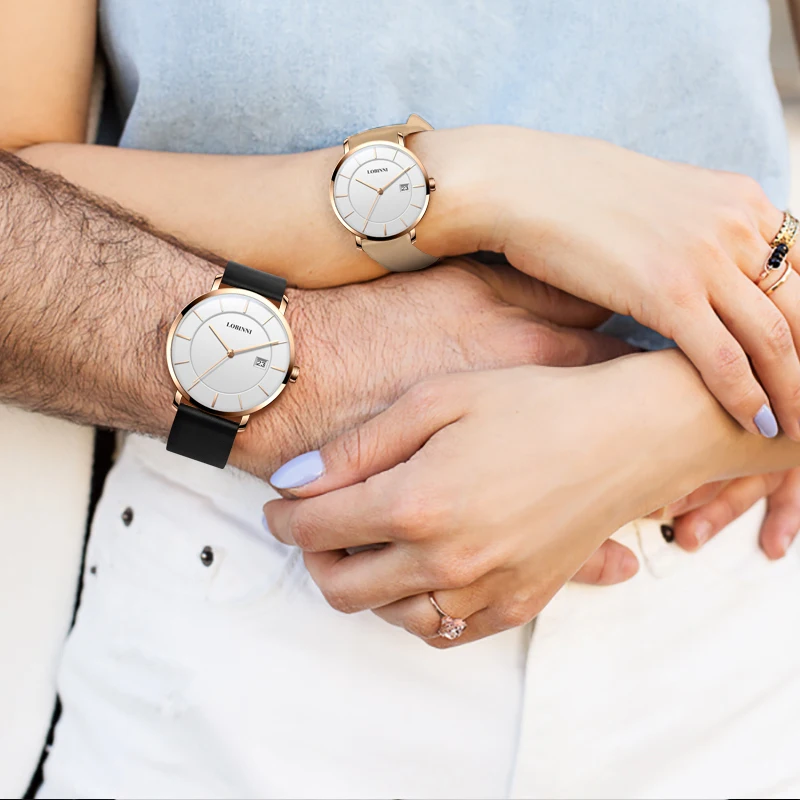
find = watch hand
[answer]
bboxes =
[187,351,231,390]
[355,177,379,192]
[209,325,234,356]
[363,192,381,230]
[378,165,414,194]
[232,340,282,356]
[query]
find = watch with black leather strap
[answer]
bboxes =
[166,260,299,469]
[330,113,439,272]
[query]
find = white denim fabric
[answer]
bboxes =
[39,436,800,800]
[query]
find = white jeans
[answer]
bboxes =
[40,434,800,799]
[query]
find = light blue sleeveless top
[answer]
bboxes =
[98,0,789,349]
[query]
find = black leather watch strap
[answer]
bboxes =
[166,403,240,469]
[222,260,287,302]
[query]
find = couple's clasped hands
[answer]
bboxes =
[248,128,800,646]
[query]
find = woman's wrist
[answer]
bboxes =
[411,125,526,257]
[604,350,742,503]
[609,349,800,494]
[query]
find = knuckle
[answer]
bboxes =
[337,426,377,477]
[320,582,358,615]
[720,207,760,247]
[289,511,320,551]
[762,314,795,359]
[659,271,705,312]
[496,587,541,628]
[733,173,770,208]
[405,378,446,419]
[499,601,537,629]
[711,341,749,387]
[424,555,477,590]
[386,481,451,541]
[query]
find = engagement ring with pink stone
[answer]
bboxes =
[429,594,467,641]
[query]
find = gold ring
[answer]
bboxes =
[429,594,467,641]
[764,261,794,296]
[771,211,799,250]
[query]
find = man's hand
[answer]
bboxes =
[232,258,632,479]
[655,468,800,559]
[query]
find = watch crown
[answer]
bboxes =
[428,177,436,192]
[289,365,300,383]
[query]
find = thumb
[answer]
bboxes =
[571,540,640,585]
[268,377,466,499]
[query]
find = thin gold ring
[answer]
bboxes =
[771,211,799,250]
[764,261,794,296]
[428,594,467,641]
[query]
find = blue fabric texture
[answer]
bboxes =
[98,0,789,350]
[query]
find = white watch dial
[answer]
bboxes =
[168,290,292,415]
[332,142,429,239]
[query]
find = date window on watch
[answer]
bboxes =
[399,182,409,192]
[254,356,268,369]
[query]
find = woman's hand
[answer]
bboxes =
[418,127,798,440]
[655,468,800,559]
[263,352,734,646]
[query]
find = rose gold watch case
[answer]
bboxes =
[166,286,296,423]
[329,140,432,242]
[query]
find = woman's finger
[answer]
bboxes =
[672,305,774,439]
[302,544,456,614]
[269,376,466,499]
[264,471,400,552]
[672,472,783,550]
[372,584,489,642]
[760,468,800,560]
[711,264,800,441]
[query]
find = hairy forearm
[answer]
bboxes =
[0,149,224,433]
[16,127,492,289]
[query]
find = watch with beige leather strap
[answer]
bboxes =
[330,114,439,272]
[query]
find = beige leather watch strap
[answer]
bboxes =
[360,234,438,271]
[345,113,433,148]
[345,114,439,272]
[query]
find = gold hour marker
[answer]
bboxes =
[174,360,189,365]
[219,299,225,312]
[238,395,243,410]
[374,147,378,160]
[175,333,191,341]
[211,392,218,408]
[243,299,249,314]
[384,223,387,236]
[411,203,422,209]
[193,309,204,321]
[334,194,347,198]
[259,385,270,396]
[270,365,284,371]
[343,210,354,219]
[412,184,425,188]
[392,149,399,161]
[399,216,408,228]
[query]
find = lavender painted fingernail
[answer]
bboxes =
[270,450,325,489]
[754,404,779,438]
